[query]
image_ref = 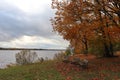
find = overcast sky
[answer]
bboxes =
[0,0,69,49]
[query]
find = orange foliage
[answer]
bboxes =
[51,0,120,55]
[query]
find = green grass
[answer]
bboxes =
[0,58,120,80]
[0,61,65,80]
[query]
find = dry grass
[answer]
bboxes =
[55,53,120,80]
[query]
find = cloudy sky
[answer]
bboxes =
[0,0,69,49]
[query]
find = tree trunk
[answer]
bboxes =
[84,41,88,55]
[108,33,114,57]
[103,41,110,57]
[82,35,88,55]
[101,31,114,57]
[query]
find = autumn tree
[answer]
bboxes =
[51,0,120,57]
[51,0,94,54]
[91,0,120,57]
[85,0,120,56]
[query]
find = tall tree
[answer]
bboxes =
[92,0,120,56]
[51,0,120,57]
[51,0,92,54]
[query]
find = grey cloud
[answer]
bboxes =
[0,1,69,49]
[0,3,55,41]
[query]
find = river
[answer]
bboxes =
[0,50,64,69]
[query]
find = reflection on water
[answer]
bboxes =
[0,50,63,69]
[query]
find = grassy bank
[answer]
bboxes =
[0,56,120,80]
[0,60,64,80]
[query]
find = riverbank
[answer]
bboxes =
[0,60,64,80]
[0,55,120,80]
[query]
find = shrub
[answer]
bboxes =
[36,57,44,63]
[65,46,73,56]
[88,38,105,57]
[16,50,38,65]
[113,42,120,52]
[53,52,65,61]
[65,49,71,56]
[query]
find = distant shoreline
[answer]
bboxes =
[0,48,65,51]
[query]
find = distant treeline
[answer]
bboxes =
[0,47,65,51]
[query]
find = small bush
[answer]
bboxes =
[53,52,65,61]
[65,49,71,56]
[16,50,38,65]
[113,42,120,52]
[88,38,105,57]
[36,57,44,63]
[65,46,74,56]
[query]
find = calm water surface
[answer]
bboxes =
[0,50,63,69]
